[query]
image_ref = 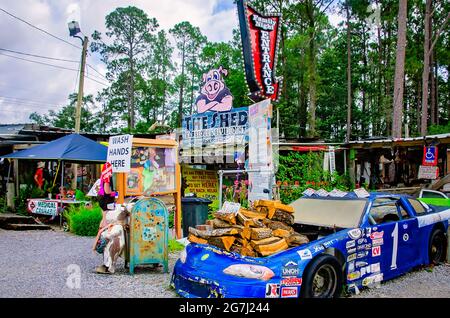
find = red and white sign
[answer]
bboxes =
[372,246,381,257]
[237,0,282,102]
[27,199,58,216]
[281,277,302,287]
[370,231,384,240]
[281,287,298,298]
[418,165,439,180]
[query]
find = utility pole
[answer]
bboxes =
[75,36,88,133]
[68,21,88,190]
[71,36,88,190]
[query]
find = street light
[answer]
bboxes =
[68,20,89,190]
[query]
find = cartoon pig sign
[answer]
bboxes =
[195,66,233,113]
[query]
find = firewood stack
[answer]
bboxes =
[188,200,309,257]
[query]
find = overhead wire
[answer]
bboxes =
[0,52,110,86]
[0,47,78,63]
[0,7,82,50]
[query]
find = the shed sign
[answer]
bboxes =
[28,199,58,216]
[107,134,133,172]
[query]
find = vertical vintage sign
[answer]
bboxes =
[237,0,282,102]
[248,99,273,202]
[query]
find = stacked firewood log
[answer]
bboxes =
[188,200,309,257]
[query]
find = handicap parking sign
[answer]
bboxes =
[423,146,438,166]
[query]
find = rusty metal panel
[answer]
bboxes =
[129,197,169,274]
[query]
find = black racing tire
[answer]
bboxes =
[300,254,343,298]
[428,228,447,264]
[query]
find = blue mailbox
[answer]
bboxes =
[129,197,169,274]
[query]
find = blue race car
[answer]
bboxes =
[171,193,449,298]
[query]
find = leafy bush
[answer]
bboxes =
[276,152,353,204]
[75,189,86,201]
[169,239,185,252]
[66,203,102,236]
[14,185,45,215]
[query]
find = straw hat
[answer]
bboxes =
[37,162,45,168]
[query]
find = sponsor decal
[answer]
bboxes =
[403,233,409,242]
[281,277,302,287]
[281,287,298,298]
[357,238,368,245]
[357,244,372,251]
[357,251,369,259]
[362,273,384,287]
[371,263,381,273]
[370,231,384,240]
[365,227,372,238]
[346,240,356,249]
[372,246,381,257]
[348,229,363,240]
[347,271,361,281]
[356,261,368,268]
[313,245,325,253]
[348,261,355,272]
[298,249,312,260]
[282,261,299,277]
[403,224,408,230]
[347,253,357,262]
[347,248,356,254]
[360,267,367,276]
[323,239,338,248]
[372,238,384,246]
[265,284,280,298]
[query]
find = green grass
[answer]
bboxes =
[169,239,185,252]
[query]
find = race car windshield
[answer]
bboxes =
[290,198,368,228]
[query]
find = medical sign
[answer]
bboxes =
[422,146,438,166]
[27,199,58,216]
[107,134,133,172]
[237,0,282,102]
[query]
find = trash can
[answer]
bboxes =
[181,197,212,237]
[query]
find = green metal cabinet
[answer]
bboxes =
[129,197,169,274]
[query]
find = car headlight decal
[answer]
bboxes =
[223,264,275,280]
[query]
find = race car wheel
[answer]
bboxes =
[429,228,447,264]
[300,254,343,298]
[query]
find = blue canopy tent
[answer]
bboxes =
[2,133,107,162]
[2,134,107,224]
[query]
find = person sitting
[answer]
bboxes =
[93,162,127,274]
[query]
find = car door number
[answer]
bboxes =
[390,223,398,270]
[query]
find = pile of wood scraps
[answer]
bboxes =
[188,200,309,257]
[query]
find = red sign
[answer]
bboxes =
[372,246,381,257]
[281,277,302,286]
[422,146,438,166]
[281,287,298,298]
[238,0,282,102]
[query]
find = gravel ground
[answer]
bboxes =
[0,228,449,298]
[0,228,179,298]
[353,263,450,298]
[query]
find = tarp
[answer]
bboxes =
[1,133,107,163]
